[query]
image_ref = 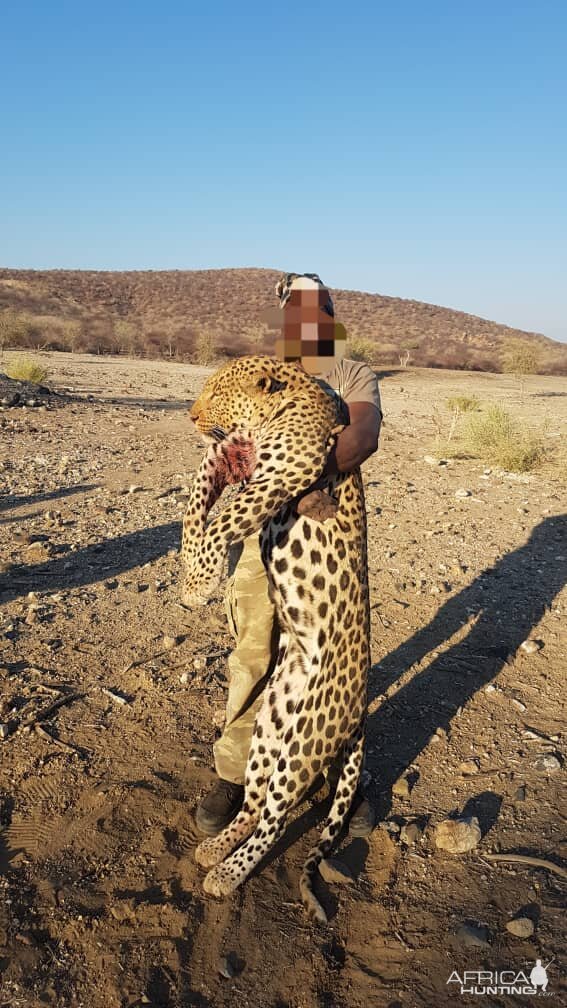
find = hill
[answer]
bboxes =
[0,267,565,373]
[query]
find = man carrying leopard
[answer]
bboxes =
[193,273,382,837]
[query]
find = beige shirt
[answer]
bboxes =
[319,358,382,416]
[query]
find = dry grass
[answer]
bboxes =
[445,394,480,413]
[5,355,48,385]
[462,404,544,472]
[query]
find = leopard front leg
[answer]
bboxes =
[180,432,256,607]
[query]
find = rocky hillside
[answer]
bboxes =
[0,267,565,373]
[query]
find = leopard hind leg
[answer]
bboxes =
[299,724,365,924]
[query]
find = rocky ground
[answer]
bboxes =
[0,351,566,1008]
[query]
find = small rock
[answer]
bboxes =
[455,488,472,499]
[379,820,401,835]
[128,484,145,494]
[434,816,481,853]
[456,922,491,948]
[400,822,423,845]
[533,753,561,773]
[520,639,542,655]
[218,954,241,979]
[505,916,534,938]
[0,723,10,740]
[104,579,119,591]
[514,785,527,801]
[319,858,354,884]
[423,455,441,465]
[458,758,480,775]
[392,776,411,799]
[162,635,179,650]
[179,672,190,685]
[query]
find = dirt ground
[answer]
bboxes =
[1,351,565,1008]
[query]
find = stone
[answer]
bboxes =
[218,954,241,979]
[434,816,481,853]
[505,917,534,938]
[455,488,472,498]
[392,776,411,799]
[379,820,401,835]
[533,753,561,773]
[520,639,542,654]
[458,759,480,775]
[0,723,10,740]
[400,822,423,845]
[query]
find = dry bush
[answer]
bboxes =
[502,340,541,376]
[6,355,48,385]
[446,395,480,413]
[346,337,377,364]
[462,405,544,472]
[192,328,217,365]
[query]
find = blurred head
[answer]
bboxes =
[267,272,346,377]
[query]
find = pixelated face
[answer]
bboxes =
[262,288,346,377]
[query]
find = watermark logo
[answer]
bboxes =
[447,958,554,996]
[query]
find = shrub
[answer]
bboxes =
[6,355,48,385]
[462,405,544,472]
[346,337,377,364]
[446,395,481,413]
[192,328,217,365]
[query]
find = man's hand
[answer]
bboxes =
[296,488,339,522]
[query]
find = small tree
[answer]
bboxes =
[193,327,217,365]
[113,319,138,357]
[502,341,540,398]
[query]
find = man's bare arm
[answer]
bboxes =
[324,401,382,476]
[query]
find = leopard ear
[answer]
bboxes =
[253,373,288,395]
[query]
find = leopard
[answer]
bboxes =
[180,354,370,923]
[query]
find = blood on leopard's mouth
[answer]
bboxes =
[198,425,228,445]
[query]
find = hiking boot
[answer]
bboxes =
[195,779,245,836]
[348,790,375,837]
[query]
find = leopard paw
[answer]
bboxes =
[180,587,210,608]
[203,864,240,898]
[195,838,224,869]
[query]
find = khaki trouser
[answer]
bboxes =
[213,534,279,784]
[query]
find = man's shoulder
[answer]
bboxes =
[326,357,381,410]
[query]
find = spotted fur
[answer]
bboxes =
[181,355,370,923]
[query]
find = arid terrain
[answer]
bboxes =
[1,268,566,375]
[1,351,566,1008]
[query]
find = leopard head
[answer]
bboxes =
[189,355,308,442]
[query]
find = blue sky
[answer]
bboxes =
[1,1,566,340]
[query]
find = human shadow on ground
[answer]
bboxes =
[249,515,566,888]
[0,521,181,602]
[364,514,566,819]
[0,483,98,513]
